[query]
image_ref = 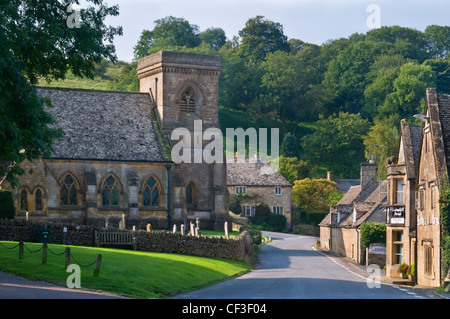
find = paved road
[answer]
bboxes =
[174,232,440,299]
[0,271,124,299]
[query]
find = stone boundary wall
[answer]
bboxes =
[0,219,252,262]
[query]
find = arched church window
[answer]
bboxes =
[180,87,196,113]
[102,175,120,206]
[20,189,28,211]
[186,184,193,205]
[143,176,160,207]
[35,189,43,210]
[60,174,78,206]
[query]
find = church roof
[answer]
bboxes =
[226,161,292,187]
[37,87,168,163]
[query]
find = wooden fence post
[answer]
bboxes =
[94,254,102,277]
[42,243,47,264]
[19,241,24,259]
[65,247,70,268]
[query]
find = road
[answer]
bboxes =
[174,232,440,299]
[0,232,443,299]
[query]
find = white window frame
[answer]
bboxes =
[273,206,284,215]
[395,179,404,204]
[241,205,255,217]
[274,186,282,196]
[235,186,247,195]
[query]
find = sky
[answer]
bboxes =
[99,0,450,63]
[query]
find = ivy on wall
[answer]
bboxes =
[439,182,450,284]
[360,222,386,249]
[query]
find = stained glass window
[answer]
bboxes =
[143,177,159,207]
[102,176,119,206]
[60,174,77,206]
[20,189,28,211]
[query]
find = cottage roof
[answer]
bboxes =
[36,87,167,163]
[319,180,387,228]
[226,161,292,187]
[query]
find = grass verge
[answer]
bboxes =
[0,241,251,298]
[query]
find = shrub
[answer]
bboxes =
[305,211,328,226]
[398,263,409,275]
[360,222,386,248]
[249,204,286,232]
[0,190,14,219]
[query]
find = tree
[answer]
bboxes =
[0,0,122,186]
[280,133,298,158]
[363,116,399,180]
[425,25,450,59]
[275,156,309,184]
[238,16,290,64]
[292,178,341,211]
[302,112,370,178]
[200,27,227,50]
[378,62,436,119]
[133,16,201,60]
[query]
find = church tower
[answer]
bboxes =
[137,51,229,231]
[137,51,221,134]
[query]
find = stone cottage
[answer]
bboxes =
[385,120,421,279]
[414,88,450,287]
[2,51,230,230]
[319,161,387,264]
[227,160,292,230]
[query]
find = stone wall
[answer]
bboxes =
[0,219,252,262]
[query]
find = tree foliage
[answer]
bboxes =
[292,178,342,211]
[0,0,122,186]
[360,222,386,248]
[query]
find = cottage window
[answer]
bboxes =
[241,206,255,217]
[273,206,284,215]
[424,244,433,276]
[20,189,28,211]
[143,177,159,207]
[430,185,436,210]
[274,186,282,195]
[395,179,404,204]
[419,188,425,211]
[60,174,78,206]
[102,175,120,206]
[235,186,247,195]
[393,230,403,264]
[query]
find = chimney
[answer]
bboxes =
[360,159,377,189]
[327,171,333,181]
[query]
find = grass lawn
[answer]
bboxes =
[0,241,251,298]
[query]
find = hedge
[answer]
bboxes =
[305,211,328,226]
[0,190,14,219]
[360,222,386,248]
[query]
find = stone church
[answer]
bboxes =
[3,51,229,230]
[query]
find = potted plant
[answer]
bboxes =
[398,263,409,279]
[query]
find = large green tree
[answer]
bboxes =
[238,16,290,65]
[0,0,122,186]
[133,16,201,60]
[302,112,370,178]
